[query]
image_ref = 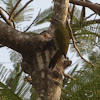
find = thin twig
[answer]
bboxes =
[13,0,33,19]
[64,73,76,80]
[80,0,86,20]
[0,9,14,28]
[0,7,10,15]
[67,7,70,19]
[66,18,95,67]
[0,7,15,28]
[12,21,15,28]
[24,10,41,32]
[9,0,21,21]
[70,4,75,24]
[85,12,95,20]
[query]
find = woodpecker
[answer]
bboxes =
[49,18,70,69]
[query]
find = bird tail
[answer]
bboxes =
[49,50,62,69]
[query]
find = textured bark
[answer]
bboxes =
[0,20,71,100]
[0,0,70,100]
[0,0,100,99]
[53,0,69,24]
[49,0,69,37]
[46,0,70,99]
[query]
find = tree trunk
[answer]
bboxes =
[0,0,69,99]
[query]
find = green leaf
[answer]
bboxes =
[0,82,22,100]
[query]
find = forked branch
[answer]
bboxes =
[0,9,14,28]
[9,0,22,21]
[0,7,15,28]
[13,0,33,19]
[69,0,100,16]
[0,7,10,15]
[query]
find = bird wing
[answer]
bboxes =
[55,28,69,57]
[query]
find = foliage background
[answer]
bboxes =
[0,0,100,100]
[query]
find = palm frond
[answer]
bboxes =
[1,0,34,24]
[33,6,53,26]
[33,27,49,33]
[0,81,22,99]
[0,63,31,99]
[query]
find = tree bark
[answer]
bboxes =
[49,0,69,37]
[0,0,70,99]
[0,21,70,100]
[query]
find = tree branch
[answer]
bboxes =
[66,19,95,67]
[0,7,10,15]
[64,73,76,80]
[0,7,15,28]
[80,0,86,20]
[69,0,100,16]
[0,20,53,58]
[13,0,33,19]
[9,0,22,21]
[0,20,29,53]
[85,12,96,20]
[70,4,76,24]
[0,9,14,28]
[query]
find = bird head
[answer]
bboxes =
[48,18,62,27]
